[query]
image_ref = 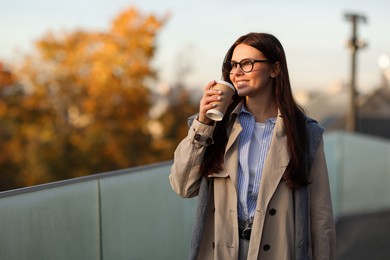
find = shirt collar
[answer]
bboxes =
[235,102,277,124]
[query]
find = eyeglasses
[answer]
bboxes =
[224,58,270,73]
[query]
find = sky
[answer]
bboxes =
[1,0,390,94]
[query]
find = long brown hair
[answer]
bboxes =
[200,32,308,189]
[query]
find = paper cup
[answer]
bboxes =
[206,80,235,121]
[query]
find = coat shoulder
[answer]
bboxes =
[305,117,324,139]
[305,116,325,168]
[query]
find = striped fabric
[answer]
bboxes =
[237,106,276,221]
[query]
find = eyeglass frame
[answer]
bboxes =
[224,58,270,73]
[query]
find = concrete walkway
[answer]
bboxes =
[336,210,390,260]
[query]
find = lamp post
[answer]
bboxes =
[345,13,367,132]
[378,54,390,89]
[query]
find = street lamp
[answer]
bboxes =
[378,54,390,88]
[345,13,367,132]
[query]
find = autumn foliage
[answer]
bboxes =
[0,7,198,191]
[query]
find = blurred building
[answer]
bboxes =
[301,70,390,140]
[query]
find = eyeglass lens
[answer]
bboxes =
[227,59,254,73]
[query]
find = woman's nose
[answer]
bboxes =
[230,66,244,76]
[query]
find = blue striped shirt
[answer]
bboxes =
[237,106,276,221]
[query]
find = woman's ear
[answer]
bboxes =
[270,62,281,78]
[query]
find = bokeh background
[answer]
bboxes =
[0,1,389,259]
[1,0,389,189]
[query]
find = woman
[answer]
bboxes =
[169,32,335,260]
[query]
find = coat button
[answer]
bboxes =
[212,242,215,249]
[269,208,277,215]
[263,244,271,251]
[205,137,213,145]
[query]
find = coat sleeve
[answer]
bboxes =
[169,118,215,198]
[309,139,336,260]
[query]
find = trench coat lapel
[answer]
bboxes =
[221,103,243,189]
[225,103,243,154]
[248,113,290,258]
[259,114,290,204]
[223,118,241,189]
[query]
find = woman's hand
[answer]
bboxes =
[198,80,222,125]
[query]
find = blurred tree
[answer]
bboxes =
[0,7,168,190]
[0,63,26,190]
[153,85,198,161]
[152,45,199,161]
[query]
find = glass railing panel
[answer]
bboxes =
[100,163,196,260]
[324,132,390,217]
[341,133,390,215]
[0,181,100,260]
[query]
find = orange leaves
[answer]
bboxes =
[111,7,165,37]
[0,6,197,191]
[0,6,170,191]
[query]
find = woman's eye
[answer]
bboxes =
[241,60,252,67]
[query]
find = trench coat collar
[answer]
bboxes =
[224,102,285,191]
[225,102,244,153]
[225,102,279,152]
[217,103,241,189]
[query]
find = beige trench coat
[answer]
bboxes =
[170,107,335,260]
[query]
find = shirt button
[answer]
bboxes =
[269,208,277,215]
[263,244,271,251]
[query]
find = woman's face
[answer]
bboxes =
[229,44,276,98]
